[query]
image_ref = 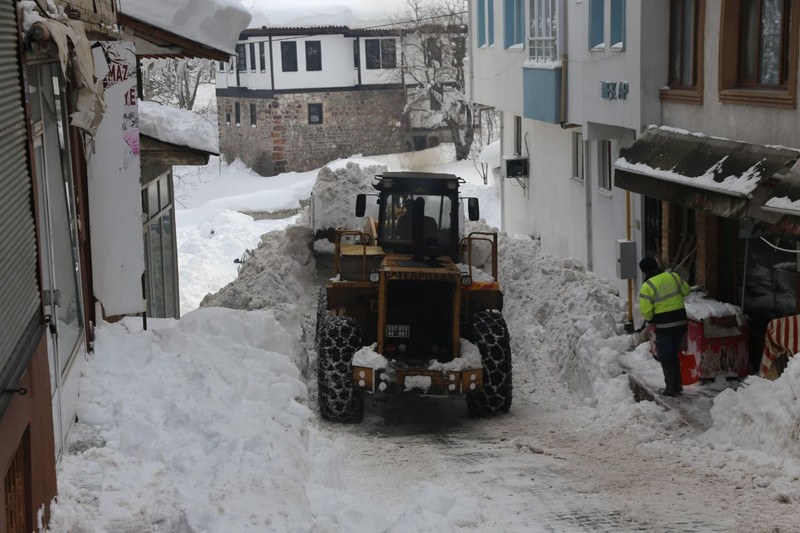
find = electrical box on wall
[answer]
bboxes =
[503,155,529,178]
[616,239,637,279]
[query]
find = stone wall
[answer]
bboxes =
[218,89,409,176]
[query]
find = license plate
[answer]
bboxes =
[386,324,410,338]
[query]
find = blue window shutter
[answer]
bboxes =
[589,0,605,49]
[610,0,625,48]
[478,0,486,46]
[488,0,495,45]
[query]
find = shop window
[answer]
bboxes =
[142,173,179,318]
[281,41,298,72]
[308,103,323,124]
[589,0,604,49]
[306,41,322,71]
[663,0,705,104]
[249,42,256,71]
[365,38,397,69]
[236,44,246,71]
[572,131,584,181]
[719,0,798,107]
[353,39,360,68]
[504,0,525,48]
[643,196,663,260]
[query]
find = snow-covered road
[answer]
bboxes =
[47,153,800,532]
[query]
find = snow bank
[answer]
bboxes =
[49,309,313,531]
[311,161,386,237]
[705,355,800,459]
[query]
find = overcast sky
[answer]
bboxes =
[242,0,412,28]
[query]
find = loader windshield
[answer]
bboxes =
[383,193,453,246]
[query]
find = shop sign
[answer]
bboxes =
[600,80,629,100]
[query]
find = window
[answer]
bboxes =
[425,37,442,67]
[430,86,443,111]
[504,0,525,48]
[308,103,323,124]
[529,0,559,61]
[610,0,625,49]
[365,38,397,69]
[513,115,522,155]
[225,112,231,125]
[478,0,496,46]
[218,60,225,72]
[353,40,360,68]
[719,0,798,106]
[250,103,257,126]
[668,0,701,89]
[249,43,256,71]
[572,132,584,181]
[259,42,266,71]
[589,0,605,49]
[281,41,298,72]
[599,140,612,190]
[236,44,246,71]
[478,0,487,46]
[234,102,241,126]
[306,41,322,71]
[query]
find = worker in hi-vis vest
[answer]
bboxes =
[638,256,691,397]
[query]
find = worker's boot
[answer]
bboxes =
[659,359,681,397]
[673,359,684,393]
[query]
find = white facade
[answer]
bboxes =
[468,0,671,300]
[216,30,404,92]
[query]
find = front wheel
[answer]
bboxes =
[316,313,364,422]
[466,310,513,417]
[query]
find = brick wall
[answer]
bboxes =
[218,89,409,176]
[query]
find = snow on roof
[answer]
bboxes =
[763,196,800,215]
[138,101,218,155]
[118,0,252,55]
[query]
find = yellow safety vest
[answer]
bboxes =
[639,271,691,327]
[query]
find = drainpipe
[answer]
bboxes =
[585,142,593,271]
[269,36,275,90]
[467,0,474,100]
[626,190,633,322]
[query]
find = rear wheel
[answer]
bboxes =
[316,313,364,422]
[467,310,513,417]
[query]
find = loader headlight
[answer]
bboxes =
[369,270,380,283]
[461,274,472,286]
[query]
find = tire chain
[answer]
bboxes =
[467,310,513,417]
[316,312,365,422]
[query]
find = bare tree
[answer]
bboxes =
[470,106,501,184]
[141,58,217,120]
[392,0,474,160]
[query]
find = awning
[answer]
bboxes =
[614,127,800,219]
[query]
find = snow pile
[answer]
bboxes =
[139,101,218,154]
[705,355,800,459]
[200,224,316,351]
[48,309,314,531]
[499,234,630,398]
[685,292,745,322]
[119,0,251,55]
[311,162,387,237]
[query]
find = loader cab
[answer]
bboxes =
[358,172,476,261]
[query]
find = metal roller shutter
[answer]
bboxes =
[0,0,41,395]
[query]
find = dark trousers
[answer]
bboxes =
[654,328,687,394]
